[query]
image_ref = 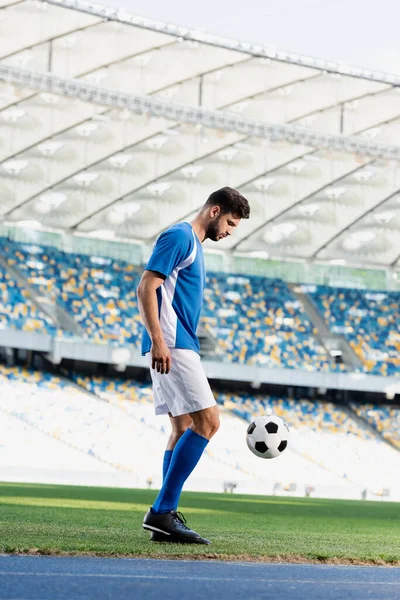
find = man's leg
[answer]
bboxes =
[143,405,220,542]
[162,413,192,481]
[151,413,192,543]
[152,405,219,513]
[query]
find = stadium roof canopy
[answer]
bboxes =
[0,0,400,269]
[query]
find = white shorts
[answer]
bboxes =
[147,348,216,417]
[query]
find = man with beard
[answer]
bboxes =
[138,187,250,544]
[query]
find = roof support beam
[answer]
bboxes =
[44,0,400,88]
[1,65,400,161]
[312,189,400,260]
[231,162,372,252]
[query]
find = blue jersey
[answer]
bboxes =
[141,222,205,355]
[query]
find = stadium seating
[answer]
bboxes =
[0,238,398,377]
[0,238,339,371]
[0,264,57,335]
[1,364,399,498]
[217,390,371,438]
[74,371,400,498]
[203,273,341,371]
[308,286,400,376]
[217,390,400,493]
[0,364,262,492]
[0,239,143,344]
[350,402,400,450]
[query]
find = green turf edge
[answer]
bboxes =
[1,548,400,567]
[2,483,400,567]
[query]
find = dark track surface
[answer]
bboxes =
[1,555,400,600]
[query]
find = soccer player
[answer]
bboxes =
[137,187,250,544]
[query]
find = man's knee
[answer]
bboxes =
[190,406,220,440]
[208,415,220,438]
[169,414,192,439]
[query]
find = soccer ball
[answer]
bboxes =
[246,415,290,459]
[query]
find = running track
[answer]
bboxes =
[1,556,400,600]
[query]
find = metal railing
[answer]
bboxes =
[44,0,400,87]
[1,64,400,160]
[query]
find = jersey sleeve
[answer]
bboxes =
[145,228,192,279]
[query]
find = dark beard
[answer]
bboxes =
[205,218,220,242]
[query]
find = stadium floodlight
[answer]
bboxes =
[147,182,171,196]
[342,230,376,250]
[342,238,363,251]
[2,159,29,174]
[1,108,26,123]
[86,70,108,85]
[108,201,141,224]
[2,64,400,161]
[10,53,34,69]
[298,203,321,216]
[352,230,377,243]
[373,211,395,224]
[353,169,375,182]
[108,153,134,168]
[325,186,347,199]
[254,177,276,191]
[76,122,99,137]
[231,101,249,114]
[145,135,168,150]
[35,192,68,214]
[37,141,64,156]
[264,222,297,244]
[361,127,381,141]
[287,161,308,174]
[218,148,239,161]
[73,172,99,186]
[181,165,203,178]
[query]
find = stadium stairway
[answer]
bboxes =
[221,401,368,492]
[0,254,83,337]
[345,402,400,453]
[288,283,362,371]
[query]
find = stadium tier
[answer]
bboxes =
[350,402,400,450]
[72,370,400,498]
[1,238,399,375]
[1,364,398,498]
[0,264,58,335]
[0,239,143,344]
[309,286,400,376]
[0,238,346,372]
[203,272,343,371]
[1,363,399,498]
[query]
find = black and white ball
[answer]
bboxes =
[246,415,290,459]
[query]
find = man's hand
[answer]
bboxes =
[151,340,171,374]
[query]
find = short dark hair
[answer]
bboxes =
[204,187,250,219]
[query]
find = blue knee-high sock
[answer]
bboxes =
[162,450,173,482]
[152,429,208,514]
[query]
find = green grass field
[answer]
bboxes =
[1,482,400,564]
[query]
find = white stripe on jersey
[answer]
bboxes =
[160,230,197,347]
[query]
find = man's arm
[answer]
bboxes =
[137,270,171,375]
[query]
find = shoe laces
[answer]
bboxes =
[171,511,190,530]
